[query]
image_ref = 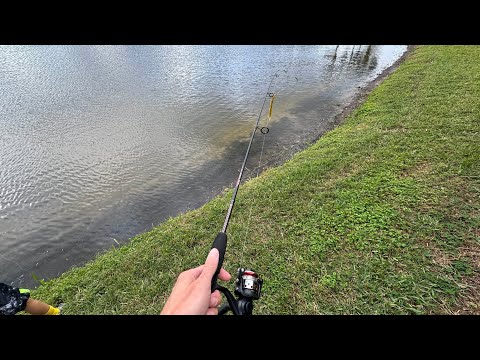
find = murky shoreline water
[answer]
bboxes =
[0,45,407,287]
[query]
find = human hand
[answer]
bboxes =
[160,248,231,315]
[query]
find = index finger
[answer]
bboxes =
[218,268,231,281]
[183,265,205,280]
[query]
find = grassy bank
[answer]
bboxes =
[32,46,479,314]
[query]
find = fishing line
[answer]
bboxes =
[220,74,279,234]
[240,90,277,265]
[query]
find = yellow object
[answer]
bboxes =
[45,305,61,315]
[268,95,275,120]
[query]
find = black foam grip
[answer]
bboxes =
[210,232,227,292]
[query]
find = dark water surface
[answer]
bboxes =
[0,45,406,287]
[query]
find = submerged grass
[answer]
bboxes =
[31,46,479,314]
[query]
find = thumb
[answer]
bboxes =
[199,248,219,282]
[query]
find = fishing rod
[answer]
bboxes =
[209,72,279,315]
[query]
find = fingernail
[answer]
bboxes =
[208,248,219,259]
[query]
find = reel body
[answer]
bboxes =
[217,268,263,315]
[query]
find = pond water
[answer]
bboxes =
[0,45,407,287]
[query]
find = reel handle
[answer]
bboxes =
[210,232,227,292]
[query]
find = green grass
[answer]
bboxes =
[31,46,479,314]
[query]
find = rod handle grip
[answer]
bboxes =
[210,232,227,292]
